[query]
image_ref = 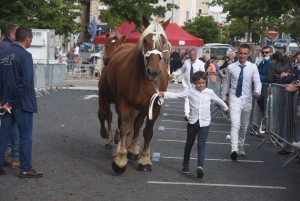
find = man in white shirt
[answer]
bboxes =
[221,44,261,160]
[74,44,79,58]
[171,48,205,121]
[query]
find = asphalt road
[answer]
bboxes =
[0,82,299,201]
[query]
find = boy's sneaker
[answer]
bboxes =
[238,146,246,156]
[230,151,238,160]
[182,162,190,174]
[196,166,204,178]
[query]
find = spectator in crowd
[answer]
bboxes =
[205,50,210,60]
[277,55,300,156]
[170,49,181,74]
[0,23,20,169]
[220,52,236,70]
[159,71,229,178]
[203,54,210,63]
[0,26,43,178]
[206,56,218,74]
[256,46,273,114]
[67,47,74,71]
[281,55,300,84]
[221,44,261,160]
[267,52,293,84]
[170,48,205,121]
[74,44,79,58]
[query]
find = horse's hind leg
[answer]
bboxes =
[127,110,143,161]
[114,116,121,144]
[98,97,109,139]
[105,106,114,148]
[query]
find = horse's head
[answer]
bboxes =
[138,15,171,81]
[103,32,127,66]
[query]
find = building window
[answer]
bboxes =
[198,8,202,14]
[186,11,189,21]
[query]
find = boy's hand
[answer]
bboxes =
[253,92,259,99]
[170,74,175,78]
[225,108,230,114]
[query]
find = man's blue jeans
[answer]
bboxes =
[5,123,20,161]
[184,120,209,167]
[0,107,33,172]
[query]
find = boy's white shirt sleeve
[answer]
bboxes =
[221,65,231,101]
[211,90,229,111]
[164,88,190,99]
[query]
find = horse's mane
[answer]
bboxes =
[137,21,168,52]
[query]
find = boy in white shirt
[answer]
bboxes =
[159,71,230,178]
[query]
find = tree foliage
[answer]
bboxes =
[278,2,300,47]
[0,0,82,35]
[182,15,220,43]
[208,0,290,45]
[99,0,179,30]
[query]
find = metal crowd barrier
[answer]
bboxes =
[34,64,68,97]
[206,74,300,167]
[207,73,230,121]
[249,84,272,139]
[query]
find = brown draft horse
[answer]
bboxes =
[98,16,170,173]
[98,32,139,148]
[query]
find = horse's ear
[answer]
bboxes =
[120,34,127,44]
[106,32,110,39]
[142,15,150,28]
[161,17,171,30]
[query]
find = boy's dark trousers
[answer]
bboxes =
[183,120,209,167]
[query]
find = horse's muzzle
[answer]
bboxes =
[103,57,110,66]
[146,68,161,81]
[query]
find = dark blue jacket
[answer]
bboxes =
[257,59,272,83]
[0,42,37,113]
[282,67,300,84]
[0,37,14,51]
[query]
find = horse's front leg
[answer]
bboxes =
[105,106,113,148]
[98,95,109,139]
[112,102,131,174]
[127,110,144,161]
[138,106,161,172]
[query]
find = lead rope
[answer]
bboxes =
[148,79,164,120]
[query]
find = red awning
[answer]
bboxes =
[94,22,204,47]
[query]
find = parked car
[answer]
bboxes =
[287,43,300,55]
[203,43,236,60]
[274,39,296,49]
[88,51,102,63]
[79,42,93,52]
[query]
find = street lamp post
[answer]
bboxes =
[219,23,223,43]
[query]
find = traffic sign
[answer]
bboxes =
[267,27,279,39]
[219,23,223,29]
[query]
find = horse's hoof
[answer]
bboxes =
[138,164,152,172]
[127,152,139,161]
[105,144,113,149]
[112,162,127,173]
[100,129,109,139]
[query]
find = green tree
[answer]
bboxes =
[182,15,220,43]
[277,2,300,47]
[0,0,82,36]
[208,0,290,46]
[99,0,179,30]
